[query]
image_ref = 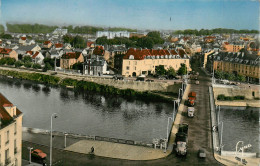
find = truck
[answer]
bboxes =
[188,92,196,106]
[187,107,195,117]
[175,123,189,156]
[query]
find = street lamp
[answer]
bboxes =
[165,117,173,152]
[50,113,58,166]
[28,147,33,164]
[172,100,179,120]
[64,133,68,148]
[178,88,183,100]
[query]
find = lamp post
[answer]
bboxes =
[28,147,33,164]
[64,133,68,148]
[50,113,58,166]
[236,141,244,163]
[165,117,173,152]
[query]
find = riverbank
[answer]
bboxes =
[213,84,260,107]
[0,67,181,103]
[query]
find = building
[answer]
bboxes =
[213,50,260,82]
[43,41,53,49]
[32,51,44,64]
[223,42,245,52]
[60,52,84,69]
[122,48,191,77]
[83,56,109,76]
[96,31,130,39]
[0,93,23,166]
[18,37,26,45]
[52,28,68,35]
[0,48,18,60]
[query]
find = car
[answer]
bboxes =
[145,79,154,82]
[113,75,124,80]
[31,149,47,159]
[198,149,206,158]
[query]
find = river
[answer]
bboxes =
[0,76,176,143]
[218,106,260,153]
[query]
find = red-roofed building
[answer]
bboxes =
[54,43,63,50]
[0,48,18,60]
[121,48,190,77]
[93,46,104,56]
[60,52,84,69]
[19,37,27,45]
[43,41,53,48]
[32,51,44,64]
[204,36,216,43]
[86,42,95,48]
[0,93,23,166]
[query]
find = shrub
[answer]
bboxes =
[15,61,24,68]
[24,62,33,68]
[32,63,42,69]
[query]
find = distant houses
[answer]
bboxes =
[60,52,84,69]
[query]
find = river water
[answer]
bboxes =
[218,106,260,153]
[0,76,176,143]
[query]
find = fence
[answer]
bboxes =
[23,127,154,148]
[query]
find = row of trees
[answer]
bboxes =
[155,64,187,78]
[174,28,259,35]
[96,31,165,49]
[5,24,137,34]
[214,70,246,82]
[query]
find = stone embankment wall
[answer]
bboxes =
[213,85,260,107]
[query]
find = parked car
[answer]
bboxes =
[31,149,47,159]
[146,79,154,82]
[113,75,124,80]
[198,149,206,158]
[136,75,146,81]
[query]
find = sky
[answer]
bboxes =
[1,0,259,30]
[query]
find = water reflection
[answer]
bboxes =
[42,85,50,95]
[23,82,32,90]
[32,84,41,92]
[14,81,22,88]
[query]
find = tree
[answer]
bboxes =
[137,37,154,49]
[32,63,42,69]
[43,62,52,72]
[177,64,187,75]
[22,56,32,63]
[24,62,33,68]
[236,74,246,82]
[167,67,176,78]
[15,61,24,68]
[44,58,55,68]
[155,65,166,76]
[73,35,85,48]
[96,36,109,45]
[214,70,224,80]
[0,33,12,39]
[6,57,16,65]
[72,62,83,71]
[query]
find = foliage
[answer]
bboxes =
[44,58,55,68]
[63,35,85,48]
[236,74,246,82]
[32,63,42,69]
[174,28,259,35]
[177,64,187,75]
[22,56,32,63]
[7,23,58,34]
[155,65,166,76]
[15,61,24,68]
[167,67,176,78]
[43,62,53,72]
[0,33,12,39]
[217,94,245,101]
[0,25,4,34]
[72,62,83,71]
[0,57,16,65]
[24,62,33,68]
[137,37,154,49]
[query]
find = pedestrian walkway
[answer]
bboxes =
[65,139,170,160]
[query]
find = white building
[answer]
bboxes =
[52,28,68,35]
[96,31,130,39]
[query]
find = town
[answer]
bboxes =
[0,0,259,166]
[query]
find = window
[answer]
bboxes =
[14,123,17,135]
[14,139,17,154]
[126,66,130,70]
[5,149,10,165]
[5,131,9,145]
